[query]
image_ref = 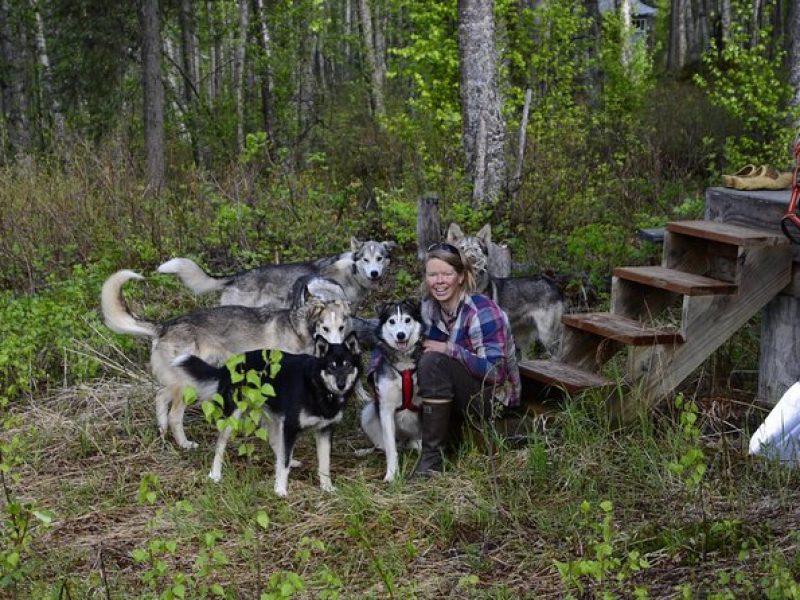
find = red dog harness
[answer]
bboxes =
[781,141,800,243]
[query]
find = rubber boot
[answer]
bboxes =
[413,399,453,478]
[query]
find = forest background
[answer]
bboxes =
[2,0,800,597]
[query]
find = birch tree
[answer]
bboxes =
[233,0,250,153]
[33,2,64,144]
[789,0,800,128]
[254,0,276,145]
[139,0,166,192]
[358,0,385,119]
[458,0,507,203]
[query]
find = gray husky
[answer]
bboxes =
[358,300,423,482]
[446,223,564,359]
[158,238,396,310]
[101,270,352,450]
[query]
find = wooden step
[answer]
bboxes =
[562,312,684,345]
[666,220,788,247]
[613,266,738,296]
[518,360,612,394]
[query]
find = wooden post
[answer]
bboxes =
[417,193,440,260]
[488,243,512,277]
[705,187,800,404]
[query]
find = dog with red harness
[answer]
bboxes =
[359,300,424,482]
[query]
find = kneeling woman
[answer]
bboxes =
[415,242,520,477]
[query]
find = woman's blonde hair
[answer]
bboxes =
[420,242,478,296]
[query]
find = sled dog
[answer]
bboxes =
[101,270,352,449]
[446,223,564,359]
[158,238,396,310]
[176,333,361,495]
[359,300,424,482]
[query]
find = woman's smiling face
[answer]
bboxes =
[425,257,464,308]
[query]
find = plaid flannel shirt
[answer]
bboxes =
[421,293,520,407]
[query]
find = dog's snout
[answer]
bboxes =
[396,331,406,341]
[369,270,379,279]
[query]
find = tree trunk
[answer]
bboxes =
[620,0,634,71]
[416,193,441,261]
[33,3,64,145]
[458,0,507,203]
[789,0,800,122]
[234,0,250,153]
[0,0,32,158]
[207,0,221,101]
[358,0,385,119]
[139,0,166,192]
[254,0,276,148]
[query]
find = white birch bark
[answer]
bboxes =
[358,0,385,119]
[458,0,507,203]
[234,0,250,153]
[790,0,800,127]
[33,2,64,143]
[254,0,276,143]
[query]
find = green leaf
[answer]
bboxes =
[256,511,270,529]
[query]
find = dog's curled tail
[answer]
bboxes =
[174,354,235,416]
[101,270,159,338]
[157,257,229,295]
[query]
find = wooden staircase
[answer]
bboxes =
[519,220,792,408]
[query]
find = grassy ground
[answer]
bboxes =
[7,342,800,599]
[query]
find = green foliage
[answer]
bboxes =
[694,0,797,170]
[0,262,122,403]
[201,350,281,460]
[555,499,651,598]
[668,394,707,490]
[0,402,55,591]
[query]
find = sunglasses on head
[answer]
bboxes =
[426,242,460,255]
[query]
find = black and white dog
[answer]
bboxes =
[359,300,423,482]
[176,333,361,496]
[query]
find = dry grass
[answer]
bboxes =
[6,368,800,598]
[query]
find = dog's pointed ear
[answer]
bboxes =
[382,240,397,254]
[350,236,363,252]
[344,331,361,355]
[476,223,492,245]
[375,302,389,319]
[303,283,314,304]
[314,335,329,358]
[446,222,464,243]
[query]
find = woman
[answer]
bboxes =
[415,242,520,477]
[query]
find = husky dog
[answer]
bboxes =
[359,300,424,482]
[176,333,361,495]
[158,238,396,310]
[289,275,348,308]
[446,223,565,359]
[101,270,352,450]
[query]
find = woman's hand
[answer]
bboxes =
[422,339,449,354]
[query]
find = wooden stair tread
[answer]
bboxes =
[562,312,684,345]
[614,265,738,295]
[518,360,612,394]
[666,220,788,247]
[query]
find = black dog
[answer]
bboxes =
[177,333,361,496]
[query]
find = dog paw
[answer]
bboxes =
[208,470,222,483]
[383,473,396,483]
[290,459,302,468]
[354,447,376,457]
[274,486,288,497]
[180,440,199,450]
